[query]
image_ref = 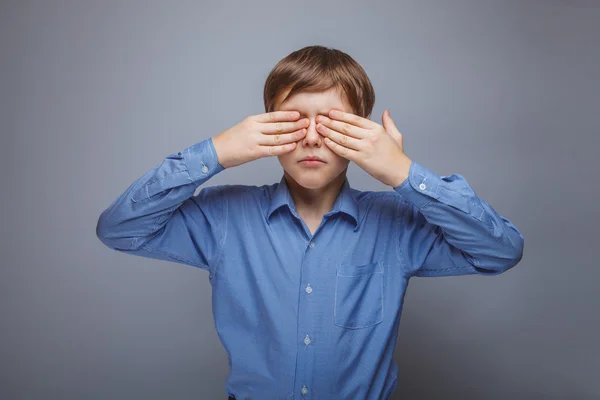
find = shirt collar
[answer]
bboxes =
[266,175,360,231]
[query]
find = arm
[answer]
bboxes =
[96,137,226,273]
[394,160,524,277]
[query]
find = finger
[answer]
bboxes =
[317,124,362,151]
[256,128,307,145]
[323,137,359,161]
[318,116,365,139]
[328,109,378,129]
[259,142,297,157]
[253,110,300,123]
[262,118,308,135]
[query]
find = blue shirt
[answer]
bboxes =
[96,137,524,399]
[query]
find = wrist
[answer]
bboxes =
[211,135,230,169]
[389,155,412,187]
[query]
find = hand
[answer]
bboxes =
[212,111,309,169]
[316,109,412,187]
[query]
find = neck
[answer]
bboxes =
[284,170,347,220]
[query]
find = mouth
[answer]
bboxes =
[299,158,326,167]
[299,156,325,163]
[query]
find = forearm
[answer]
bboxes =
[96,137,223,250]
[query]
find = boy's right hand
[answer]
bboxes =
[212,111,309,169]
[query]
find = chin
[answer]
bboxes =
[292,175,330,189]
[284,166,346,190]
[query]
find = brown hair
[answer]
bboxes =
[263,45,375,118]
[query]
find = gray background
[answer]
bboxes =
[1,0,599,398]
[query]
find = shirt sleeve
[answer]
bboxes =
[96,137,227,273]
[393,159,524,278]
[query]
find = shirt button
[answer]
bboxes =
[201,165,209,173]
[419,183,426,190]
[304,335,311,345]
[309,241,315,248]
[301,385,308,395]
[305,283,312,294]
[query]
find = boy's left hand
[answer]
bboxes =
[316,109,412,187]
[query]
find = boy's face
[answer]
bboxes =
[274,87,352,190]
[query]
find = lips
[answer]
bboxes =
[300,156,325,162]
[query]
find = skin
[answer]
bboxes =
[273,86,413,235]
[212,85,412,235]
[273,87,353,231]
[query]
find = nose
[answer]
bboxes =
[301,118,323,148]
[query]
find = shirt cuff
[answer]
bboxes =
[392,159,442,210]
[182,137,225,184]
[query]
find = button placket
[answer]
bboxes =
[301,238,315,398]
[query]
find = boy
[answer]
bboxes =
[96,45,524,399]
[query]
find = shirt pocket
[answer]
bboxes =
[334,260,384,329]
